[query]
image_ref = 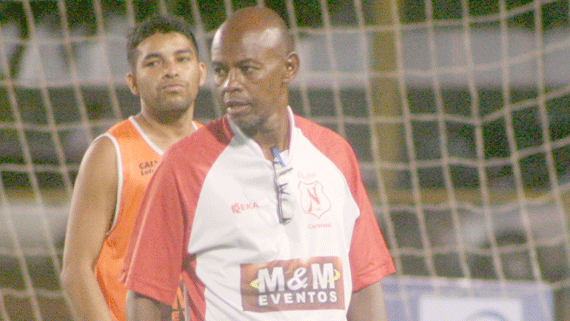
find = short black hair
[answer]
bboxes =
[126,15,199,70]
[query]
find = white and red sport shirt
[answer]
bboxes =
[123,108,395,320]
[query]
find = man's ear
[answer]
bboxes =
[198,61,207,87]
[126,72,139,96]
[283,52,299,84]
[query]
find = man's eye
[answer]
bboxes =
[214,67,227,75]
[144,60,160,67]
[241,66,255,73]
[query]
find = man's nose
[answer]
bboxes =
[162,59,178,78]
[221,68,242,91]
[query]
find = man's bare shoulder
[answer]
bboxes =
[74,134,118,186]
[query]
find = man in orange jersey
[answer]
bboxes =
[60,14,206,321]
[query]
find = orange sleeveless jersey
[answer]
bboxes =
[94,117,201,321]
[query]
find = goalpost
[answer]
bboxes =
[1,0,570,320]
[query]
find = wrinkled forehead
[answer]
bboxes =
[211,26,284,61]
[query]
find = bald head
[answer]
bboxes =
[213,7,293,58]
[210,6,300,139]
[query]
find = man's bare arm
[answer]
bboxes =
[60,137,118,321]
[347,280,388,321]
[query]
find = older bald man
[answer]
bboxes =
[123,6,395,321]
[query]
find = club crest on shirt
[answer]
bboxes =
[240,257,344,312]
[298,181,331,218]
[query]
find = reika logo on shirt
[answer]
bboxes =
[232,202,259,213]
[240,257,344,312]
[139,159,159,176]
[298,181,331,218]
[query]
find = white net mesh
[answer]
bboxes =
[1,0,570,320]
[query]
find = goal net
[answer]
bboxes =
[1,0,570,320]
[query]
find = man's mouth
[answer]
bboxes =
[225,100,250,109]
[160,82,185,92]
[225,101,250,115]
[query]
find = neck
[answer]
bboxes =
[134,112,196,150]
[250,110,290,161]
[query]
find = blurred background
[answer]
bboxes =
[1,0,570,320]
